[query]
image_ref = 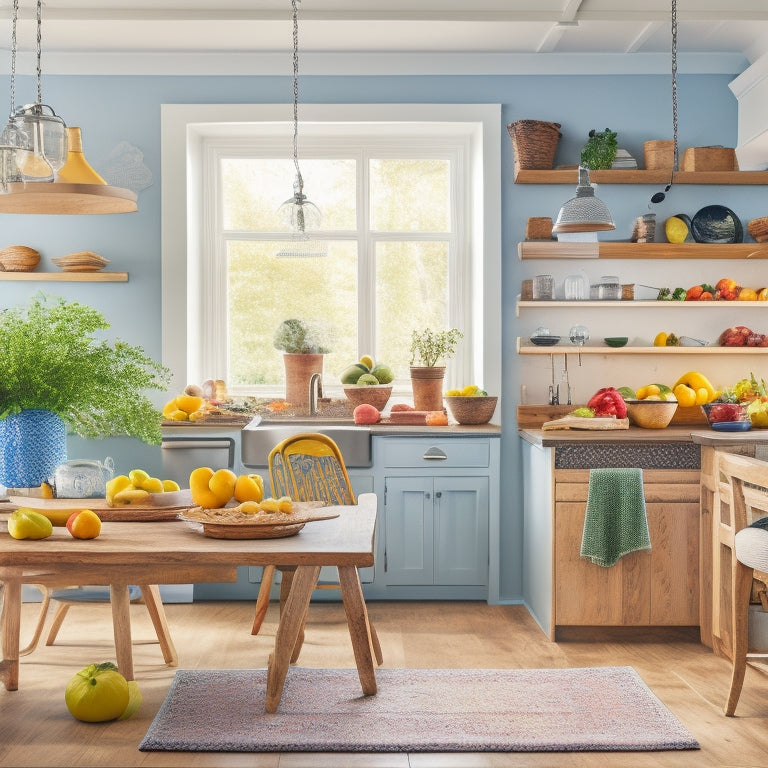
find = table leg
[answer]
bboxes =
[278,567,306,663]
[110,585,134,681]
[137,585,178,667]
[338,565,377,696]
[0,576,21,690]
[266,564,320,713]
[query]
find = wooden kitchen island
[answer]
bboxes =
[520,422,768,648]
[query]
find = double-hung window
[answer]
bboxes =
[162,104,501,401]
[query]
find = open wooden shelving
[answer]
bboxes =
[518,241,768,260]
[516,339,767,355]
[514,169,768,185]
[0,271,128,282]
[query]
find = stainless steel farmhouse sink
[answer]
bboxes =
[240,418,372,468]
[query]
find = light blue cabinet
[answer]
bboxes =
[384,475,489,587]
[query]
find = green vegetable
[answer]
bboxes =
[0,295,169,444]
[571,407,595,418]
[672,287,687,301]
[617,386,636,400]
[657,287,673,301]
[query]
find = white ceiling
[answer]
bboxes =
[3,1,768,75]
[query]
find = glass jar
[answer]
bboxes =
[597,275,621,300]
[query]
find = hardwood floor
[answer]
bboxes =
[1,599,767,767]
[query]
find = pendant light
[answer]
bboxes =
[650,0,678,205]
[276,0,325,257]
[552,165,616,234]
[0,0,136,214]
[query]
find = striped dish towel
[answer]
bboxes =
[580,468,651,568]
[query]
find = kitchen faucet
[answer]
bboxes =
[309,373,323,416]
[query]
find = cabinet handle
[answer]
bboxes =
[422,447,447,461]
[435,491,442,499]
[425,492,431,500]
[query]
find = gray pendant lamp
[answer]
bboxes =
[552,165,616,234]
[0,0,136,214]
[276,0,326,257]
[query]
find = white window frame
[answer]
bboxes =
[161,104,501,401]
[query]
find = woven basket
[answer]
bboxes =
[445,396,498,425]
[643,140,674,170]
[507,120,561,174]
[748,217,768,243]
[0,245,40,272]
[343,384,393,411]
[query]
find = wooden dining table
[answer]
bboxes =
[0,493,378,712]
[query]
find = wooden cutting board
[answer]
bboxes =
[542,415,629,431]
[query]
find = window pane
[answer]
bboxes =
[370,159,450,232]
[227,240,358,390]
[375,240,449,381]
[221,158,356,232]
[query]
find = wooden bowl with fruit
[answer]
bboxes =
[444,391,498,425]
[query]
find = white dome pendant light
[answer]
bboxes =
[276,0,326,257]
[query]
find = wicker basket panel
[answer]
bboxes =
[0,245,40,272]
[748,217,768,243]
[507,120,562,173]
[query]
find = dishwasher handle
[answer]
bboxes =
[161,437,236,470]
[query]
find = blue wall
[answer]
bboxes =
[1,71,761,602]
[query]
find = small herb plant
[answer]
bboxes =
[0,294,170,444]
[410,328,464,367]
[580,128,618,170]
[273,319,330,354]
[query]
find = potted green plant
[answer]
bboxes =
[580,128,618,170]
[0,294,170,488]
[409,327,463,411]
[273,319,331,412]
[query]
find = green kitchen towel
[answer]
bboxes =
[580,468,651,567]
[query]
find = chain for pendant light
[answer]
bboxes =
[291,0,303,198]
[9,0,18,118]
[671,0,678,172]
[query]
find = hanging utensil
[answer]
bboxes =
[562,354,572,405]
[548,353,559,405]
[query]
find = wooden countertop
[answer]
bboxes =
[520,426,768,448]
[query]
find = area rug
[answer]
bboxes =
[139,666,699,753]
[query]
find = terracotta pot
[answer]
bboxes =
[410,366,445,412]
[283,353,324,412]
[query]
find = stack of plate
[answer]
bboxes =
[52,251,109,272]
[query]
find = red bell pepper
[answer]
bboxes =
[586,387,627,419]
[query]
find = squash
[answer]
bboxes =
[65,662,130,722]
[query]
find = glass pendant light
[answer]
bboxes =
[0,0,31,192]
[276,0,326,257]
[13,0,68,182]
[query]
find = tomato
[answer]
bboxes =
[65,662,129,722]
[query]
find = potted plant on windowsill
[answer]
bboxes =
[0,294,170,488]
[409,327,463,411]
[273,319,331,413]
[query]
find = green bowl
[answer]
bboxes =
[603,337,628,347]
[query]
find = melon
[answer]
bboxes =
[340,363,369,385]
[370,364,394,384]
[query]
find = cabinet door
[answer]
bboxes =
[384,476,434,585]
[434,477,489,586]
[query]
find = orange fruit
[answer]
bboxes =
[66,509,102,539]
[233,473,264,503]
[190,467,236,508]
[738,287,758,301]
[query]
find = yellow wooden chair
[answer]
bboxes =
[250,433,383,665]
[717,452,768,716]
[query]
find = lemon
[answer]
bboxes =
[665,216,689,244]
[461,384,479,396]
[359,355,374,370]
[653,332,668,347]
[118,680,142,721]
[162,479,181,492]
[8,508,53,540]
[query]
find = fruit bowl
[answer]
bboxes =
[603,337,628,347]
[701,401,750,426]
[343,384,393,411]
[444,396,498,425]
[624,399,678,429]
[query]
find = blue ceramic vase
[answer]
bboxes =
[0,409,67,488]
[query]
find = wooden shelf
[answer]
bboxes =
[517,338,767,355]
[0,271,128,282]
[517,299,768,312]
[518,241,768,260]
[514,169,768,185]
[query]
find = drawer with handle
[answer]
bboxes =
[380,438,490,469]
